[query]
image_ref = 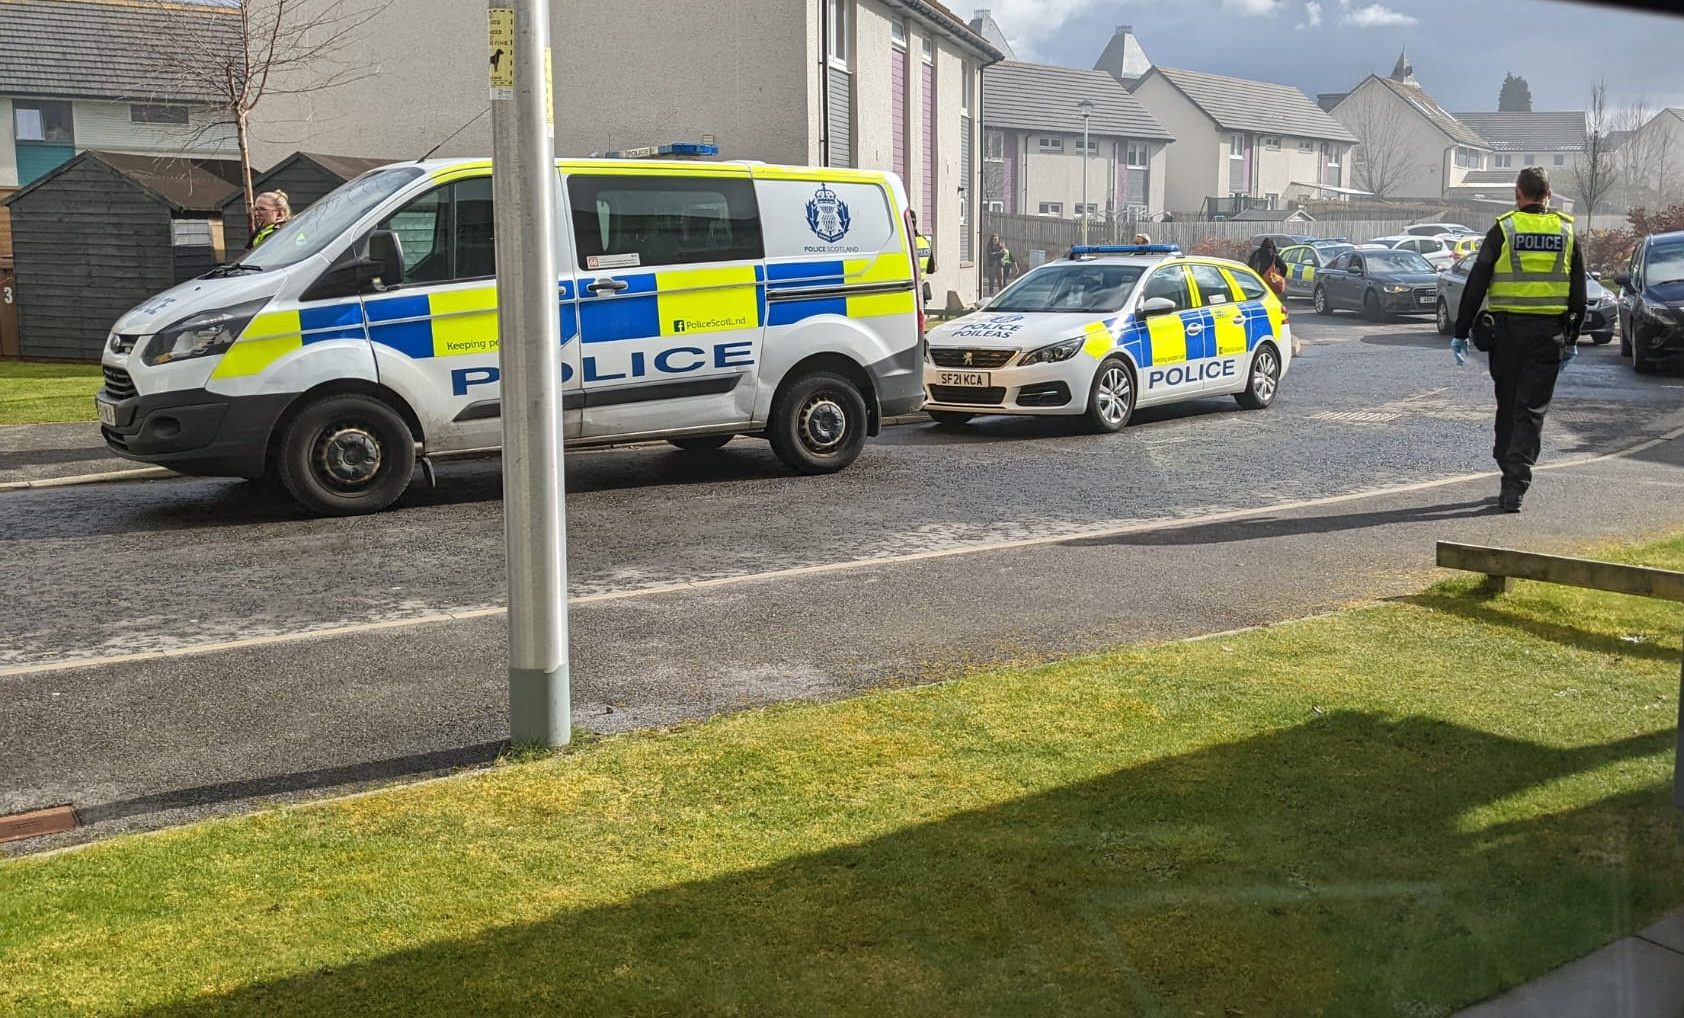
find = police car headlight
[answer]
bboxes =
[1019,336,1085,366]
[1382,284,1410,294]
[142,299,270,366]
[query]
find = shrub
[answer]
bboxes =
[1629,204,1684,236]
[1580,228,1636,278]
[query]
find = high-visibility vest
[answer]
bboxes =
[1488,209,1574,315]
[916,234,933,274]
[251,223,279,248]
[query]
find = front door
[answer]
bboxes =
[566,171,765,440]
[1188,262,1249,391]
[0,261,17,358]
[1135,264,1203,403]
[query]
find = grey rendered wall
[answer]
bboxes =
[250,0,814,168]
[11,160,174,360]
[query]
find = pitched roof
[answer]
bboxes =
[984,61,1172,140]
[0,0,243,103]
[6,150,238,210]
[1142,66,1358,144]
[903,0,1005,61]
[1092,25,1152,83]
[296,152,395,181]
[966,9,1015,61]
[1452,111,1586,152]
[1366,76,1488,149]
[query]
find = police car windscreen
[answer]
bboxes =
[1364,250,1434,274]
[988,265,1146,313]
[239,166,426,271]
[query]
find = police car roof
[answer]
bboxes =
[400,157,893,180]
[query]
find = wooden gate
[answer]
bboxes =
[0,257,18,359]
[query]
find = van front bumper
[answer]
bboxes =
[97,383,292,479]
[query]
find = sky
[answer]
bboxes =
[977,0,1684,114]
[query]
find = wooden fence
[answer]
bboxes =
[982,213,1416,273]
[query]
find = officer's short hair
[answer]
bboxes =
[1516,167,1550,201]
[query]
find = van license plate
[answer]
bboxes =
[938,371,990,386]
[96,399,117,427]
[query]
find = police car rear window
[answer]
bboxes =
[569,175,763,269]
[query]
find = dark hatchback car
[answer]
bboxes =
[1312,248,1439,319]
[1615,230,1684,373]
[1434,253,1617,343]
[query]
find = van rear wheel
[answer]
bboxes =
[276,393,416,516]
[767,370,868,475]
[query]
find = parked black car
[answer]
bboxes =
[1312,248,1439,319]
[1435,254,1616,343]
[1615,230,1684,373]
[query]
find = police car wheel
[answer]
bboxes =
[668,435,733,452]
[768,371,868,475]
[1084,359,1135,434]
[927,410,975,426]
[1235,343,1282,411]
[277,393,416,516]
[1313,287,1334,316]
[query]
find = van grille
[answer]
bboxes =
[928,385,1006,406]
[102,367,137,400]
[930,348,1016,369]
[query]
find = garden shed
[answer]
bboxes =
[220,152,392,251]
[3,151,237,360]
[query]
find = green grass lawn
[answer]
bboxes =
[4,538,1684,1016]
[0,361,102,425]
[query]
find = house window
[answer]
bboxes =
[1454,146,1484,169]
[985,131,1005,159]
[1262,136,1281,150]
[1078,137,1098,155]
[960,62,972,116]
[1126,142,1147,168]
[1320,142,1340,167]
[1494,154,1513,168]
[1038,136,1063,152]
[921,36,932,62]
[890,20,906,48]
[1553,154,1566,167]
[1230,133,1245,158]
[130,104,189,126]
[13,101,72,144]
[1522,153,1535,165]
[1298,138,1315,153]
[984,200,1004,213]
[1038,202,1063,215]
[825,0,850,66]
[1076,202,1098,216]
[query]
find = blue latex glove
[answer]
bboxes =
[1450,337,1470,366]
[1562,339,1578,369]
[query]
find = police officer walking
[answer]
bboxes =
[1451,167,1585,513]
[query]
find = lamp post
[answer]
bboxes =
[1077,99,1095,246]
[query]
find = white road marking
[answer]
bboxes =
[6,421,1682,680]
[0,467,175,491]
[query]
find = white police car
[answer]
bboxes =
[924,245,1292,431]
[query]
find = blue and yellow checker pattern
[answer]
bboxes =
[1077,262,1283,368]
[209,254,916,379]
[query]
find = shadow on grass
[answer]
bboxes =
[133,713,1684,1017]
[1410,590,1683,666]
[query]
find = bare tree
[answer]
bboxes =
[1338,88,1414,200]
[1572,78,1618,215]
[1614,97,1679,212]
[143,0,387,233]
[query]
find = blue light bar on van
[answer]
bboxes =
[1068,244,1181,257]
[598,142,720,159]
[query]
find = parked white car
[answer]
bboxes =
[1365,235,1457,271]
[1404,222,1478,238]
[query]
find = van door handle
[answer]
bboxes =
[587,277,628,294]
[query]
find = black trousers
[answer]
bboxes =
[1486,313,1568,495]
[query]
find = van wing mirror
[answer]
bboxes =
[1139,296,1177,317]
[365,230,405,290]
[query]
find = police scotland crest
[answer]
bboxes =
[806,184,852,244]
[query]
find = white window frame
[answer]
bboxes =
[1038,201,1063,216]
[1553,153,1566,167]
[1494,153,1513,168]
[921,36,933,63]
[1298,138,1315,153]
[1262,135,1281,150]
[1230,133,1245,158]
[1522,153,1535,165]
[1038,136,1063,152]
[984,130,1005,160]
[1321,142,1340,167]
[1078,137,1099,155]
[1126,141,1147,169]
[960,62,972,116]
[890,20,907,48]
[984,200,1004,213]
[826,0,851,68]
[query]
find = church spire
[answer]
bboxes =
[1390,47,1417,85]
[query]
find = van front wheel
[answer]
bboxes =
[276,393,416,516]
[767,370,869,475]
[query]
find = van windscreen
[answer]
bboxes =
[237,166,425,271]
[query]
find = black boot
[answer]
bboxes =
[1497,483,1524,514]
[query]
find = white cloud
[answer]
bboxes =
[1297,0,1323,29]
[1221,0,1288,15]
[1339,1,1418,27]
[983,0,1105,61]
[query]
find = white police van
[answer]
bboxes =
[924,245,1291,431]
[96,155,925,515]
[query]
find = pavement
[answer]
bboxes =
[1456,911,1684,1017]
[4,314,1684,1012]
[0,420,140,486]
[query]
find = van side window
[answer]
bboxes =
[1142,265,1193,311]
[569,175,763,268]
[377,177,496,285]
[1189,263,1235,306]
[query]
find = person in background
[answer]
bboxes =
[986,233,1007,293]
[250,191,291,248]
[1451,166,1584,514]
[1134,233,1152,245]
[1248,236,1287,297]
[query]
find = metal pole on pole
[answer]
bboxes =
[1077,99,1095,248]
[489,0,569,747]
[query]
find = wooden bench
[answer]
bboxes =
[1436,541,1684,809]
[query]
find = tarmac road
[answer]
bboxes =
[4,313,1683,849]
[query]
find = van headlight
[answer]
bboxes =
[142,299,270,366]
[1019,336,1086,366]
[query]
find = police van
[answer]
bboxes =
[96,156,925,515]
[923,245,1291,431]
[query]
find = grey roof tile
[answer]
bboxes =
[1368,76,1488,149]
[1452,111,1586,152]
[0,0,241,103]
[1146,66,1358,144]
[983,61,1171,140]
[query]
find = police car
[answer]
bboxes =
[96,155,925,515]
[923,245,1291,431]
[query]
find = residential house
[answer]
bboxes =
[966,9,1014,59]
[1092,25,1154,88]
[1610,107,1684,211]
[1453,111,1586,177]
[251,0,1003,304]
[1329,51,1493,201]
[1130,66,1358,218]
[981,61,1172,221]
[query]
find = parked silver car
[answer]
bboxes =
[1435,253,1616,343]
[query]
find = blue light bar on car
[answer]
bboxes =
[597,142,721,159]
[1068,244,1181,257]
